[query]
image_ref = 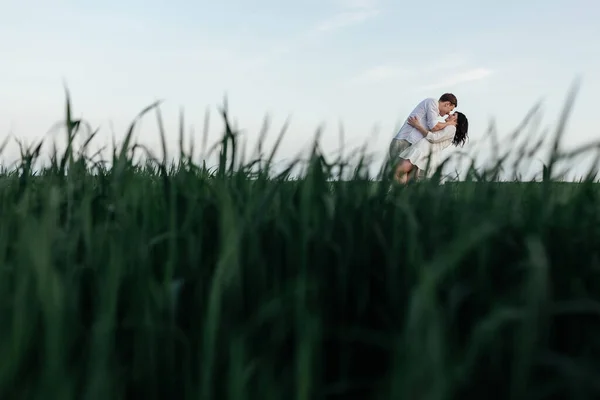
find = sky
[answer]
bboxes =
[0,0,598,179]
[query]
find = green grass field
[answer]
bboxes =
[1,93,600,399]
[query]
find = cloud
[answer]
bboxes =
[313,0,380,33]
[241,0,381,72]
[346,65,412,85]
[421,54,468,73]
[314,8,380,32]
[332,0,379,8]
[418,68,493,90]
[345,55,470,87]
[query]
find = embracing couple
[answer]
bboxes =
[387,93,469,183]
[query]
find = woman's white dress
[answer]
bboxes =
[398,125,456,176]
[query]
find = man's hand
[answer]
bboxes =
[407,116,421,128]
[407,116,428,136]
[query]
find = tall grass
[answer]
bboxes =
[1,85,600,399]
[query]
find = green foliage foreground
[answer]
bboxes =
[1,92,600,400]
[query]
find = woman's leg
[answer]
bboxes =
[412,167,423,182]
[394,159,414,184]
[384,139,411,179]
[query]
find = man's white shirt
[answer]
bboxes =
[393,98,441,144]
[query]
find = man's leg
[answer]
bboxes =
[386,139,411,175]
[388,139,412,158]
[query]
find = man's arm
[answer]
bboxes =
[408,115,456,140]
[425,99,442,130]
[425,99,454,131]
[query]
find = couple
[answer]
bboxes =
[388,93,469,183]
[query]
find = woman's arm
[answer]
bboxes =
[425,125,457,143]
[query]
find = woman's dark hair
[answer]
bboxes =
[452,111,469,147]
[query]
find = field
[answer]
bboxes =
[1,95,600,400]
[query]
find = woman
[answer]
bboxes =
[394,111,469,183]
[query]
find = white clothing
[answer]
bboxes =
[393,98,442,144]
[398,125,456,175]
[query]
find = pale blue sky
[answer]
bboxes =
[0,0,598,178]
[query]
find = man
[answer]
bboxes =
[386,93,458,180]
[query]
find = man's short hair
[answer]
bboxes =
[439,93,457,107]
